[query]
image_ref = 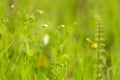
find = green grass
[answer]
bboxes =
[0,0,120,80]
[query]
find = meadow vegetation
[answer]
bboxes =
[0,0,120,80]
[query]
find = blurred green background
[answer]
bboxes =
[0,0,120,80]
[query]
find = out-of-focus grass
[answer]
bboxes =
[0,0,120,80]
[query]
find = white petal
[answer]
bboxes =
[43,34,49,45]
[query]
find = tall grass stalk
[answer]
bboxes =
[94,13,112,80]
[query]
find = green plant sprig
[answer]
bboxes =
[94,13,112,80]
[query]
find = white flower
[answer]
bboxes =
[43,34,49,45]
[39,10,44,14]
[61,24,65,28]
[36,10,44,14]
[11,4,15,9]
[42,24,48,28]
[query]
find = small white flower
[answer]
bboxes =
[43,34,49,45]
[86,38,91,42]
[61,24,65,28]
[42,24,48,28]
[11,4,15,8]
[36,10,44,14]
[39,10,44,14]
